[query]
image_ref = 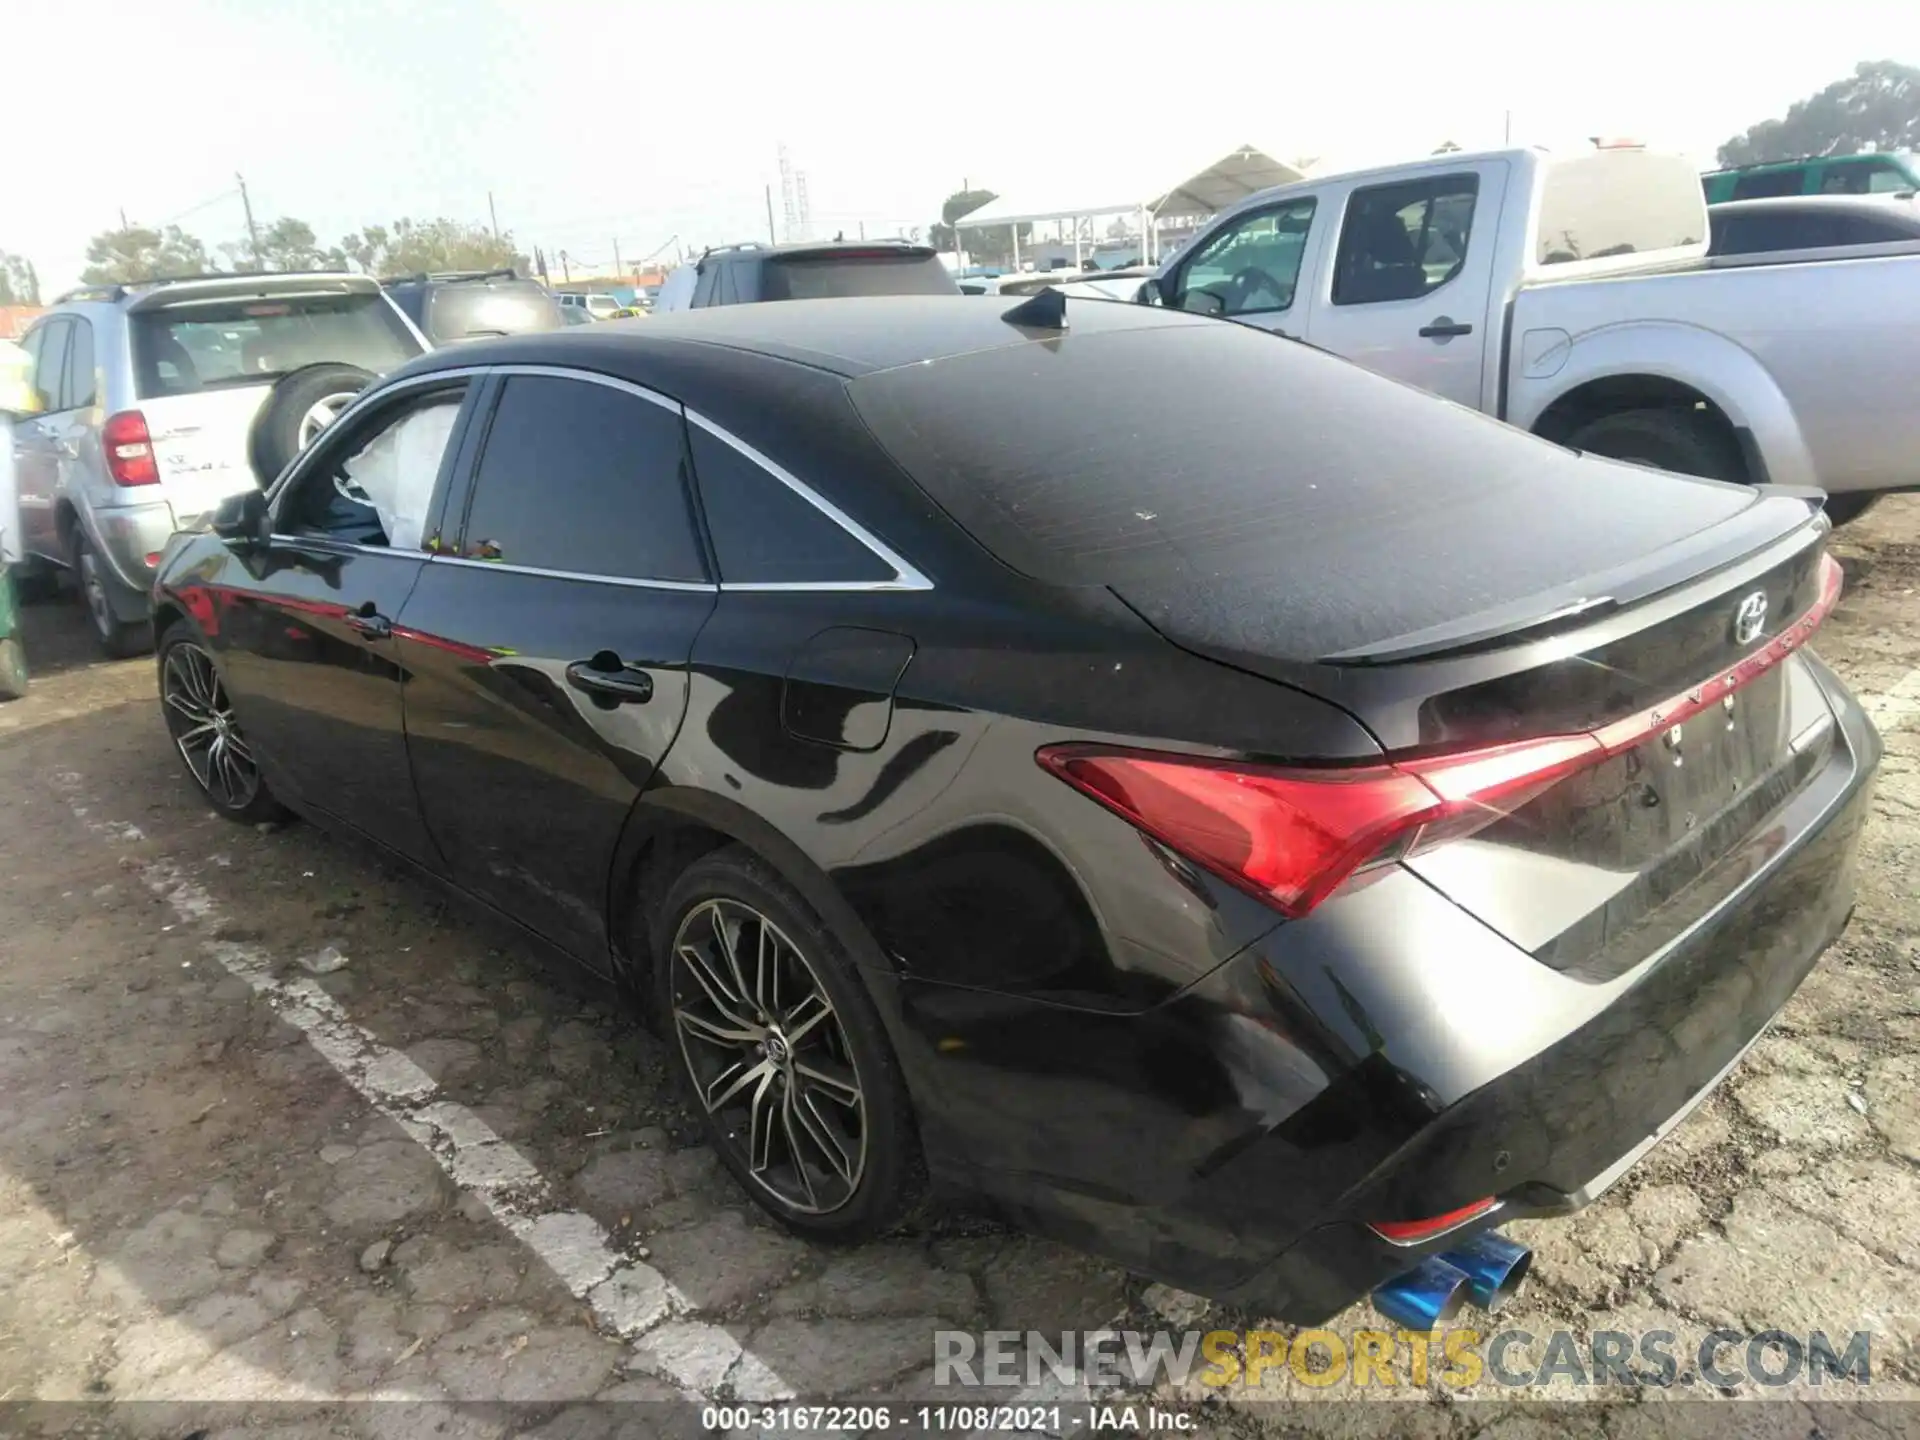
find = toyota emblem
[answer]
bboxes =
[1733,591,1768,646]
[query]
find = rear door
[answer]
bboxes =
[398,368,717,965]
[1303,162,1508,409]
[15,318,75,562]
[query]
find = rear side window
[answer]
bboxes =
[687,423,894,585]
[65,319,95,409]
[1332,175,1477,305]
[761,253,960,301]
[130,290,420,399]
[426,283,563,343]
[1729,168,1805,201]
[1537,150,1708,263]
[458,375,706,583]
[1710,210,1821,255]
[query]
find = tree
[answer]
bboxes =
[0,251,39,305]
[220,216,347,273]
[79,224,212,284]
[1718,60,1920,167]
[337,218,528,278]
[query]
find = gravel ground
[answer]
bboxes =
[1,497,1917,1438]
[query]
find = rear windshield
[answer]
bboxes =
[762,254,960,301]
[427,282,564,343]
[1536,150,1707,265]
[132,291,420,399]
[846,320,1749,655]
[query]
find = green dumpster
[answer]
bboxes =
[0,561,24,701]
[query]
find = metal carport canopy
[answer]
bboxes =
[1152,146,1308,217]
[953,194,1150,230]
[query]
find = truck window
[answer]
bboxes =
[1331,175,1477,306]
[1172,198,1316,316]
[1730,168,1805,200]
[1537,150,1707,264]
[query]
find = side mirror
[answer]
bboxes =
[1182,289,1227,318]
[212,489,270,549]
[1136,277,1165,307]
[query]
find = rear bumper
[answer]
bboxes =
[903,656,1879,1322]
[87,502,177,616]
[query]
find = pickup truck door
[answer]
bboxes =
[1157,192,1326,341]
[1302,161,1509,409]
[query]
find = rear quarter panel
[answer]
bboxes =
[1507,254,1920,493]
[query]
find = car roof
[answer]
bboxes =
[404,294,1221,378]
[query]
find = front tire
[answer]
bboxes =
[1564,407,1745,483]
[157,622,288,824]
[654,846,920,1240]
[71,529,150,659]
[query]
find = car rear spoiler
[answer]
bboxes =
[124,273,381,312]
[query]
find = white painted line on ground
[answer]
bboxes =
[1860,667,1920,736]
[50,770,777,1400]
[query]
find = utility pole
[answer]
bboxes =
[858,221,865,240]
[119,207,129,230]
[613,237,623,279]
[1504,111,1512,145]
[559,250,572,283]
[488,191,501,241]
[236,172,263,270]
[765,185,777,245]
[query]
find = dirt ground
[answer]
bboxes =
[2,498,1918,1439]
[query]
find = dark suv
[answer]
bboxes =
[651,240,959,312]
[381,270,566,345]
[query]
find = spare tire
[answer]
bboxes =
[247,362,377,486]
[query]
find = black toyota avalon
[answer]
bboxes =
[151,296,1878,1325]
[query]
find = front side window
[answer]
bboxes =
[1172,199,1317,316]
[1333,175,1478,306]
[458,375,706,583]
[280,384,468,548]
[30,319,70,413]
[688,423,896,585]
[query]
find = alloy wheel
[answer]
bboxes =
[161,643,260,810]
[670,898,867,1214]
[297,391,355,450]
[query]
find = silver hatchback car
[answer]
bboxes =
[10,272,426,655]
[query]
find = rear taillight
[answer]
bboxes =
[1040,554,1845,918]
[102,410,159,486]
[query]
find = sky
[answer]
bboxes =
[2,0,1899,291]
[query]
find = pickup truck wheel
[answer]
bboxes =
[1822,494,1878,527]
[1563,408,1744,483]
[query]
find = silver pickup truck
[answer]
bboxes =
[1137,144,1920,523]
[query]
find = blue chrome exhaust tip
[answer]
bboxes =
[1370,1257,1473,1330]
[1438,1231,1533,1313]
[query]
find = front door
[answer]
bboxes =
[399,369,717,965]
[1303,163,1507,410]
[203,373,480,865]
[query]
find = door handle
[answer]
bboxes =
[1419,318,1474,339]
[346,602,391,639]
[566,658,654,704]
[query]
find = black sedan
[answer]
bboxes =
[150,296,1878,1324]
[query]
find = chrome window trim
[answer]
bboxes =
[270,359,933,594]
[427,554,717,592]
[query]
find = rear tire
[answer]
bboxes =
[70,529,150,659]
[247,362,376,486]
[1564,407,1746,483]
[1823,493,1879,527]
[653,846,921,1241]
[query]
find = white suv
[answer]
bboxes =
[556,292,622,320]
[8,272,427,655]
